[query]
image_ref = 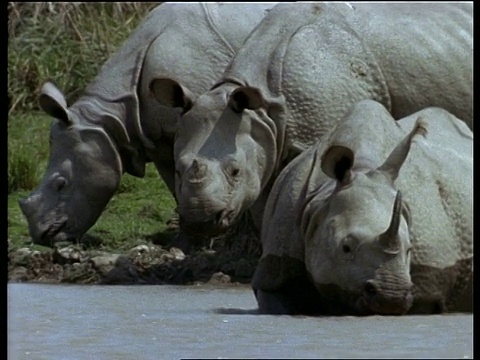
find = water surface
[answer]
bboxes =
[8,284,473,359]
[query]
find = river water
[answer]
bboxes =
[8,283,472,359]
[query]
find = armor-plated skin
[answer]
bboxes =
[252,100,473,315]
[18,3,277,246]
[151,2,472,237]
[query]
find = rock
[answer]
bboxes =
[169,247,185,261]
[99,256,143,285]
[8,266,29,282]
[234,259,255,279]
[8,235,259,285]
[53,245,89,265]
[208,272,232,284]
[90,254,125,276]
[129,244,150,256]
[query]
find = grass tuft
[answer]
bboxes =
[8,146,40,193]
[8,2,159,115]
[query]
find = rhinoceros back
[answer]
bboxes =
[140,3,278,100]
[349,3,473,127]
[392,108,473,311]
[84,3,194,99]
[82,3,276,111]
[395,109,472,269]
[221,2,472,160]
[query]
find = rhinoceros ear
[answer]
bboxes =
[321,145,355,185]
[38,82,71,124]
[228,86,265,113]
[149,78,194,112]
[377,116,428,184]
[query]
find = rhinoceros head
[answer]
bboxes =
[150,78,278,236]
[300,117,428,315]
[18,82,123,246]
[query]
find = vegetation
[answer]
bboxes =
[8,2,159,114]
[7,2,179,252]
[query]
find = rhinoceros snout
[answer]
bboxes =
[179,209,235,237]
[361,280,413,315]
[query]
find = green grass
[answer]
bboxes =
[8,2,159,114]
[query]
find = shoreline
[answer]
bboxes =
[8,224,261,287]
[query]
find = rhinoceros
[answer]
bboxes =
[252,100,473,315]
[150,2,472,237]
[18,2,277,246]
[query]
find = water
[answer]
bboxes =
[8,284,473,359]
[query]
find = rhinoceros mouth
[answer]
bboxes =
[355,293,413,316]
[179,209,239,237]
[180,218,230,237]
[314,282,413,316]
[39,218,68,246]
[354,285,413,316]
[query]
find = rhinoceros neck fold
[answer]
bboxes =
[221,4,319,101]
[199,3,235,58]
[70,96,148,177]
[82,50,156,152]
[72,96,140,146]
[221,3,355,101]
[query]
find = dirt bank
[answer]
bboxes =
[8,220,261,286]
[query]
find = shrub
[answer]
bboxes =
[8,2,159,115]
[8,146,40,193]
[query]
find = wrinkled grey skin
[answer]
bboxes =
[151,2,472,237]
[18,3,277,246]
[252,100,473,316]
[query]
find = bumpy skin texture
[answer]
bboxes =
[18,3,276,246]
[252,100,473,315]
[161,2,472,236]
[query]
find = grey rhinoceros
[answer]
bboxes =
[150,2,473,237]
[252,100,473,315]
[18,2,277,246]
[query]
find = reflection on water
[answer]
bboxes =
[8,284,473,359]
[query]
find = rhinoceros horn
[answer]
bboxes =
[377,117,428,184]
[379,191,403,254]
[38,82,72,125]
[187,159,207,184]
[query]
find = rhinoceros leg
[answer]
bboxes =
[453,274,472,313]
[254,276,323,316]
[408,257,473,314]
[170,229,193,254]
[255,289,296,315]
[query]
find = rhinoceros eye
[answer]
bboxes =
[340,236,358,260]
[54,176,67,192]
[230,168,240,178]
[224,159,241,180]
